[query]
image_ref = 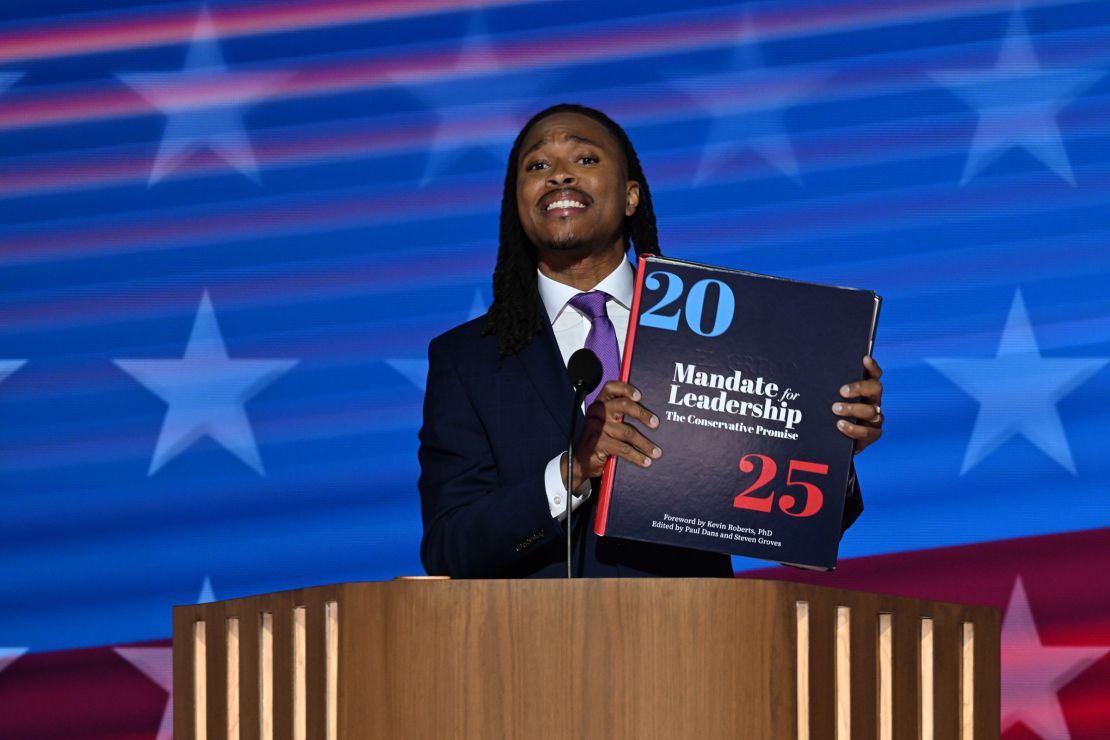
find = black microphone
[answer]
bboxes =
[564,349,602,578]
[567,348,603,400]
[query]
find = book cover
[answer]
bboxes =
[595,255,881,569]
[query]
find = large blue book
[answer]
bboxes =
[595,255,881,569]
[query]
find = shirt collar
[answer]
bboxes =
[537,257,635,325]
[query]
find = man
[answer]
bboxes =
[418,104,883,578]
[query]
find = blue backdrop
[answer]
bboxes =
[1,0,1108,657]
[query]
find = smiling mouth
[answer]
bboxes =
[546,199,587,211]
[540,188,592,214]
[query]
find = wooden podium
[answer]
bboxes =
[173,578,998,739]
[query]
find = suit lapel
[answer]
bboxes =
[517,315,580,438]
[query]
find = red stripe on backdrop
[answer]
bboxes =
[745,526,1110,739]
[0,0,1052,66]
[0,0,545,64]
[0,639,169,739]
[1,0,1087,134]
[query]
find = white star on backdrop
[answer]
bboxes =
[929,7,1104,185]
[927,289,1107,474]
[198,575,216,604]
[115,291,298,475]
[392,13,541,185]
[0,647,28,674]
[671,13,827,184]
[114,578,216,740]
[0,360,25,385]
[0,72,22,96]
[118,6,291,184]
[387,289,487,391]
[115,646,173,740]
[386,358,433,392]
[1000,577,1109,739]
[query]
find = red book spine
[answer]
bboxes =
[594,254,649,536]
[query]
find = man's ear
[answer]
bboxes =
[625,181,641,217]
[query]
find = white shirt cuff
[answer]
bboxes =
[544,454,592,521]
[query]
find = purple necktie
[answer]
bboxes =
[569,291,620,409]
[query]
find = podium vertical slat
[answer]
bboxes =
[849,604,878,740]
[291,606,306,740]
[960,621,974,739]
[835,606,851,740]
[194,619,207,740]
[973,610,1000,739]
[877,613,893,740]
[204,604,228,740]
[304,590,329,740]
[807,595,836,738]
[259,610,274,740]
[795,600,810,740]
[890,608,920,740]
[236,604,260,740]
[270,595,294,740]
[921,617,935,740]
[227,616,240,740]
[174,607,197,740]
[326,600,339,740]
[931,609,961,739]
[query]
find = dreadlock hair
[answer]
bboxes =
[482,103,661,357]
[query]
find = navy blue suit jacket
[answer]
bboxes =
[418,311,863,579]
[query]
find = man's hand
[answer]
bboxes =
[560,381,661,492]
[833,355,884,454]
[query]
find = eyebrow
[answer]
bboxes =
[522,134,603,157]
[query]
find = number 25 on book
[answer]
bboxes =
[734,454,828,518]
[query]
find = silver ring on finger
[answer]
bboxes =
[871,405,882,423]
[595,450,608,463]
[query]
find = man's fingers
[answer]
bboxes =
[587,444,650,476]
[836,419,883,451]
[589,382,660,429]
[595,380,642,404]
[612,421,638,443]
[598,396,660,428]
[590,392,657,428]
[614,440,652,466]
[593,423,661,470]
[610,424,662,462]
[839,378,883,402]
[836,419,867,438]
[580,421,663,477]
[831,357,885,455]
[863,355,883,379]
[580,385,666,476]
[831,401,883,423]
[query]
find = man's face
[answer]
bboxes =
[515,112,640,257]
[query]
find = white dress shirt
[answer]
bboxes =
[537,259,635,520]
